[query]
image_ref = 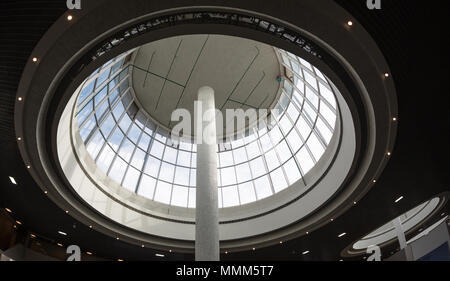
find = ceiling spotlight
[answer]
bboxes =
[225,251,228,254]
[306,231,309,235]
[67,15,73,21]
[387,152,391,156]
[116,237,120,240]
[18,97,23,101]
[141,245,145,248]
[65,210,69,214]
[5,208,12,213]
[338,232,347,238]
[57,243,63,247]
[279,241,283,244]
[26,165,31,169]
[17,137,22,141]
[30,234,36,238]
[44,191,48,194]
[117,259,123,261]
[353,201,357,205]
[373,179,377,183]
[58,231,67,236]
[9,176,17,185]
[302,250,310,255]
[86,251,92,255]
[395,196,404,203]
[89,225,92,228]
[330,218,334,222]
[384,73,390,77]
[392,117,397,121]
[155,253,165,257]
[16,220,22,225]
[32,57,38,62]
[347,20,353,26]
[252,248,255,251]
[169,250,172,253]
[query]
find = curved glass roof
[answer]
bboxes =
[74,45,338,208]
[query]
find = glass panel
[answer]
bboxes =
[319,82,336,109]
[130,148,146,170]
[254,176,272,199]
[149,140,164,158]
[238,182,256,204]
[232,147,248,165]
[174,166,190,186]
[304,71,318,90]
[77,100,93,126]
[307,133,325,162]
[235,162,252,183]
[86,129,105,159]
[118,138,134,162]
[158,162,175,182]
[144,156,160,177]
[118,113,132,132]
[190,153,197,168]
[188,188,196,208]
[222,185,240,207]
[296,147,314,174]
[171,185,188,207]
[219,151,234,167]
[249,157,266,178]
[286,129,302,153]
[109,126,124,151]
[94,86,108,105]
[177,150,191,167]
[78,80,95,104]
[189,169,196,187]
[276,140,291,164]
[122,167,140,192]
[80,115,96,142]
[138,133,151,151]
[316,117,333,144]
[270,168,288,192]
[96,145,115,173]
[264,149,279,172]
[154,181,172,204]
[100,114,115,138]
[245,141,260,160]
[108,157,127,184]
[137,174,156,199]
[127,124,141,143]
[284,158,301,184]
[220,167,236,186]
[320,102,336,127]
[163,146,178,164]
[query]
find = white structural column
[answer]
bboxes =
[195,86,220,261]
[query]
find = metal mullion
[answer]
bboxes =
[217,148,223,208]
[105,99,135,176]
[169,141,180,206]
[255,129,276,194]
[94,84,131,162]
[120,119,145,187]
[186,145,193,207]
[135,120,157,194]
[151,127,167,200]
[242,129,259,200]
[229,142,241,206]
[270,108,306,185]
[262,118,290,187]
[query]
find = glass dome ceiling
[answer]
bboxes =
[74,41,338,209]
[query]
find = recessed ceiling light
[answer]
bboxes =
[279,241,283,244]
[155,253,165,257]
[32,57,38,62]
[26,165,31,169]
[169,249,172,253]
[339,259,343,261]
[393,117,397,121]
[395,196,404,203]
[17,137,22,141]
[58,231,67,236]
[86,251,92,255]
[141,245,145,248]
[30,234,36,238]
[347,20,353,26]
[44,191,48,194]
[9,176,17,185]
[384,73,390,77]
[18,97,23,101]
[373,179,377,183]
[57,243,63,247]
[302,250,310,255]
[338,232,347,238]
[387,152,391,156]
[353,201,357,205]
[306,231,309,235]
[116,237,119,240]
[330,218,334,222]
[225,251,228,254]
[65,210,69,214]
[16,220,22,225]
[5,208,12,213]
[117,258,123,261]
[252,248,255,251]
[89,225,92,228]
[67,15,73,21]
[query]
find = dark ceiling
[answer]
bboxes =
[0,0,448,261]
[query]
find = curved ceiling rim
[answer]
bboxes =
[340,191,450,258]
[14,1,397,252]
